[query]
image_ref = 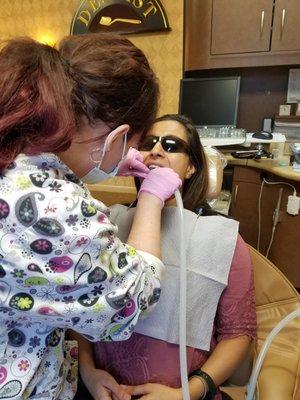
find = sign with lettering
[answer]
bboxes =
[71,0,170,35]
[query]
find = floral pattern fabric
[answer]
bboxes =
[0,153,164,399]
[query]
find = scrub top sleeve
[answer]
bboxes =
[1,177,164,342]
[135,249,165,316]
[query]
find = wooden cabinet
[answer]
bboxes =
[185,0,300,70]
[211,0,273,55]
[272,0,300,52]
[230,166,300,288]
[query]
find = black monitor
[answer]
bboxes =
[179,76,240,127]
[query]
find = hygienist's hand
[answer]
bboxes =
[81,367,131,400]
[138,167,182,207]
[118,147,150,178]
[121,383,182,400]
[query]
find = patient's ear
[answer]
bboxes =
[185,163,196,179]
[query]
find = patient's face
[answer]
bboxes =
[138,120,195,181]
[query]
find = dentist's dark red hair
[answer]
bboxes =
[0,37,75,172]
[0,33,159,173]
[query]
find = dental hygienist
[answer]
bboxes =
[0,33,181,400]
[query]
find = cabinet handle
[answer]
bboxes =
[280,9,286,40]
[234,184,239,204]
[260,11,265,38]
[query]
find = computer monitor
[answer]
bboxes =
[179,76,240,127]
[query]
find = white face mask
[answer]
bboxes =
[81,132,127,184]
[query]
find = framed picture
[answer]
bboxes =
[279,104,291,116]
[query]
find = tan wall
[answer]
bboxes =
[0,0,183,116]
[128,1,184,115]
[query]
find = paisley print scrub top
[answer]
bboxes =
[0,153,164,399]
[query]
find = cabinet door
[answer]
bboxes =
[211,0,274,55]
[230,181,274,252]
[272,0,300,52]
[230,167,278,255]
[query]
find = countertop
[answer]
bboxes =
[226,155,300,181]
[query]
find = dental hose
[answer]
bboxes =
[245,308,300,400]
[174,189,191,400]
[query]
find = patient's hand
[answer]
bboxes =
[121,383,182,400]
[81,367,130,400]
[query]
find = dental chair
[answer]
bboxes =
[221,245,300,400]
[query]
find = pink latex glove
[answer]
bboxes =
[138,167,182,207]
[117,147,150,178]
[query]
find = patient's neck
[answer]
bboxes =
[166,198,176,207]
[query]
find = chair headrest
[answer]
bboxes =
[205,147,227,200]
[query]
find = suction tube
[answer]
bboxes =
[174,189,191,400]
[246,308,300,400]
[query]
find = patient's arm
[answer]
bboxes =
[190,237,256,398]
[68,331,130,400]
[189,335,252,399]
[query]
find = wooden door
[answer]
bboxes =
[211,0,274,55]
[272,0,300,52]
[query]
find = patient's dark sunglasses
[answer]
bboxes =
[138,135,190,154]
